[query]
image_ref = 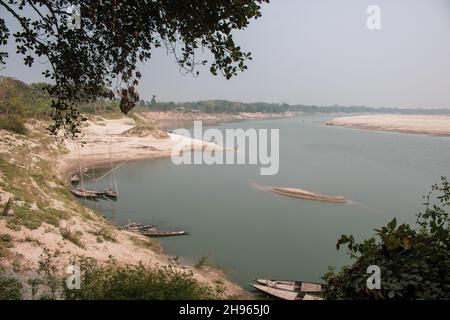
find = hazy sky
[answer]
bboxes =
[1,0,450,108]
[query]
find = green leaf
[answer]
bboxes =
[387,218,397,231]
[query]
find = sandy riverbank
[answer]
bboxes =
[328,114,450,136]
[58,115,228,181]
[0,115,250,299]
[141,110,298,122]
[139,111,298,130]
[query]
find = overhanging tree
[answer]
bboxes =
[0,0,268,136]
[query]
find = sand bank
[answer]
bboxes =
[250,183,347,204]
[270,187,347,203]
[57,116,227,181]
[328,114,450,136]
[141,111,298,124]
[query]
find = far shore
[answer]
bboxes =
[58,111,297,180]
[58,117,224,182]
[141,110,299,129]
[328,114,450,136]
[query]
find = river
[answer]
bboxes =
[79,115,450,287]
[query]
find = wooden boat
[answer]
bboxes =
[70,174,79,183]
[89,190,106,196]
[255,279,326,293]
[120,222,156,231]
[250,283,323,301]
[140,229,189,237]
[70,188,99,199]
[84,189,106,196]
[120,222,188,237]
[121,222,141,229]
[104,188,118,199]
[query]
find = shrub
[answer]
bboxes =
[60,228,84,248]
[26,253,224,300]
[323,177,450,300]
[0,275,22,300]
[63,258,223,300]
[0,116,27,135]
[1,198,12,216]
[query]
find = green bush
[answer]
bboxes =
[323,177,450,300]
[28,252,224,300]
[0,275,22,300]
[63,258,223,300]
[0,116,27,134]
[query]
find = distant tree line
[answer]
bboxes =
[134,99,292,113]
[134,97,450,115]
[1,76,449,135]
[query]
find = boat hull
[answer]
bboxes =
[141,231,188,237]
[70,189,99,199]
[250,283,323,300]
[255,279,326,293]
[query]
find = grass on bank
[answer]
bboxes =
[0,275,23,300]
[88,226,117,243]
[128,235,161,253]
[60,228,85,249]
[0,253,225,300]
[0,116,27,135]
[64,259,225,300]
[0,234,13,259]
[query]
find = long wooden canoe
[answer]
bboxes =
[250,283,323,301]
[140,229,188,237]
[255,279,326,293]
[120,223,156,232]
[70,188,99,199]
[84,189,106,196]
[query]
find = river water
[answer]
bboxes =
[79,115,450,287]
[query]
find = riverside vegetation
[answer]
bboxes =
[1,251,223,300]
[323,177,450,300]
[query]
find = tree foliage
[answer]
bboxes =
[0,76,52,117]
[323,177,450,300]
[0,0,268,136]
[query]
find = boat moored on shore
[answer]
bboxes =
[250,283,323,300]
[255,279,326,293]
[70,188,99,199]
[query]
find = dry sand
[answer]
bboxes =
[328,114,450,136]
[58,116,228,180]
[270,187,347,203]
[141,110,298,123]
